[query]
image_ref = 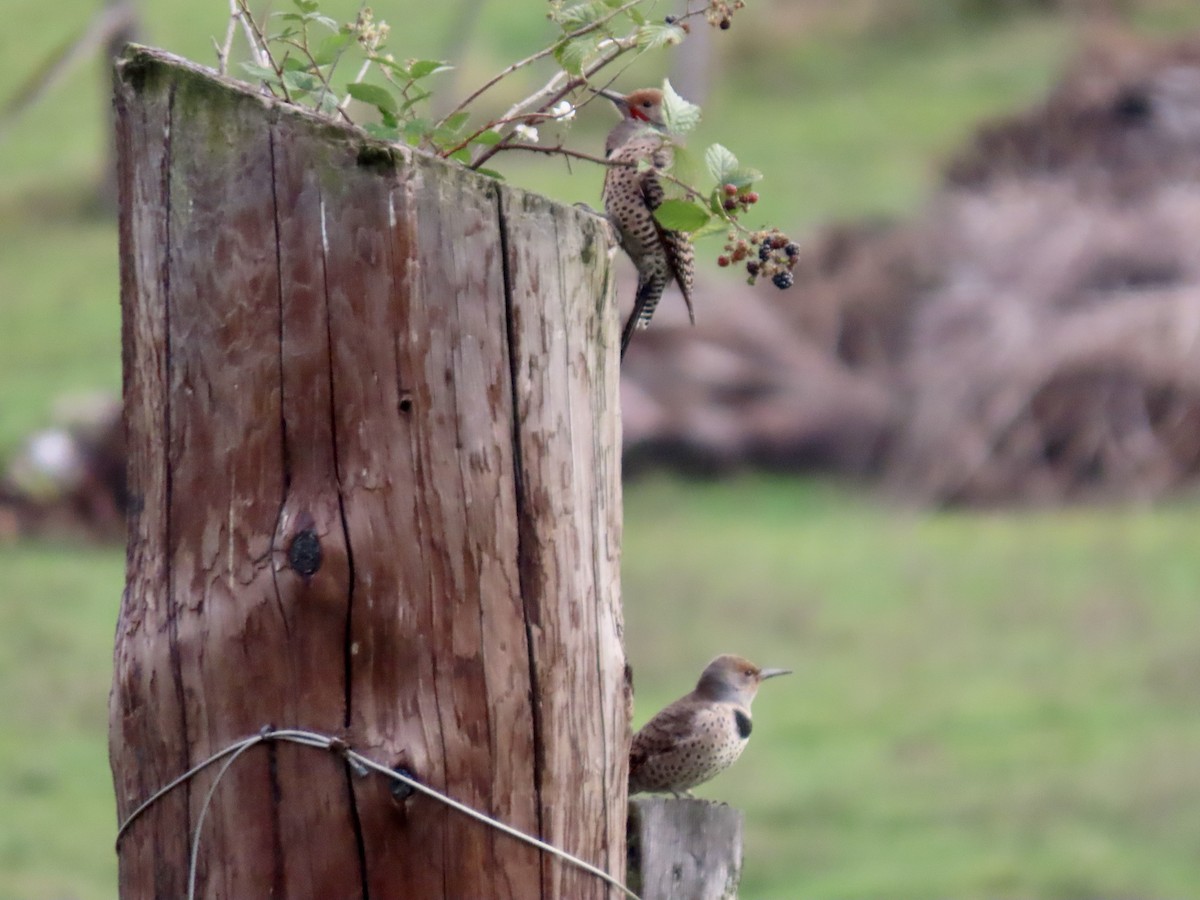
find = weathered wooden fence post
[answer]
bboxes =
[627,797,744,899]
[109,46,627,898]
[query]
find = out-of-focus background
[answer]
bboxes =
[4,1,1200,898]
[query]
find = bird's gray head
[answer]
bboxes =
[597,87,667,128]
[598,87,668,156]
[695,654,791,705]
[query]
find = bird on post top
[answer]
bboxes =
[597,86,696,360]
[628,654,791,797]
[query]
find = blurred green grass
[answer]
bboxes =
[4,478,1200,898]
[624,477,1200,898]
[4,1,1200,898]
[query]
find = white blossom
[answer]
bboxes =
[550,100,576,122]
[513,123,540,143]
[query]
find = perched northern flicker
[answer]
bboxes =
[629,654,790,796]
[598,87,696,359]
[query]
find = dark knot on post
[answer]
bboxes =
[390,766,418,803]
[288,528,322,578]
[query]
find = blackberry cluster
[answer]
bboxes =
[706,0,745,30]
[720,182,759,213]
[716,228,799,290]
[663,14,691,34]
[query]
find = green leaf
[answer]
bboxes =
[472,129,504,146]
[557,0,607,30]
[364,123,402,142]
[240,62,278,82]
[398,88,431,113]
[346,82,398,114]
[408,59,453,79]
[369,55,410,77]
[281,55,310,72]
[553,36,595,75]
[691,215,731,241]
[475,168,505,180]
[661,78,701,134]
[626,7,647,25]
[635,22,685,51]
[726,167,763,190]
[404,118,432,146]
[440,111,470,134]
[316,91,340,115]
[653,199,712,232]
[292,0,318,11]
[313,31,354,66]
[449,146,472,164]
[282,70,320,95]
[704,143,739,185]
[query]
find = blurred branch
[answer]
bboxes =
[0,0,138,143]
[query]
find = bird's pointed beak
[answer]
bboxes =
[596,88,627,109]
[758,668,792,681]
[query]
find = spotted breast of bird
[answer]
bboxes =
[629,654,791,797]
[598,86,697,359]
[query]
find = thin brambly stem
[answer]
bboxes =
[432,0,647,132]
[465,38,638,170]
[500,141,705,201]
[215,0,240,75]
[234,0,271,68]
[466,0,711,172]
[276,36,355,123]
[235,0,291,100]
[339,56,373,110]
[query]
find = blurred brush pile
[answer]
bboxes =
[622,29,1200,505]
[0,394,124,541]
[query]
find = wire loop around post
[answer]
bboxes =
[115,727,640,900]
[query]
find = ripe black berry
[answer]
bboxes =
[772,271,794,289]
[758,243,771,262]
[785,242,799,258]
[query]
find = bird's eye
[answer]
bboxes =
[641,101,652,107]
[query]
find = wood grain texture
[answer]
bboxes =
[110,45,626,899]
[627,797,744,900]
[501,187,626,897]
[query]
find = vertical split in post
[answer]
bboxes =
[111,46,626,899]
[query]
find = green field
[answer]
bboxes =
[4,1,1200,898]
[5,480,1200,898]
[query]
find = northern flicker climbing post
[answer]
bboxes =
[629,654,790,796]
[599,87,696,359]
